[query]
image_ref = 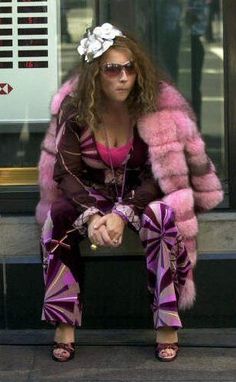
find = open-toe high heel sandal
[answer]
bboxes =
[52,342,75,362]
[155,342,179,362]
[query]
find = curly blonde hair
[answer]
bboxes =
[73,34,166,130]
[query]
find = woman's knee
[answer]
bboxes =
[143,201,175,221]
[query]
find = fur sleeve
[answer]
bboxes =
[169,90,224,212]
[184,128,223,211]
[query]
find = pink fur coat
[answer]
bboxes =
[36,77,223,309]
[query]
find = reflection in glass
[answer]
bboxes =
[60,0,96,80]
[188,1,225,190]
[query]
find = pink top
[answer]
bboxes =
[96,139,133,168]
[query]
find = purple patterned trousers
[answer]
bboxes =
[41,198,192,329]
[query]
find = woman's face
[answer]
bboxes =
[99,48,137,104]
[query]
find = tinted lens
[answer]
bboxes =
[102,62,135,77]
[103,64,122,77]
[123,62,135,74]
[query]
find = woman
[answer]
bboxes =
[37,23,223,362]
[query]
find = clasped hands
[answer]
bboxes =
[88,212,126,249]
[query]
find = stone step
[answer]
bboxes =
[1,213,236,330]
[1,328,236,347]
[1,212,236,258]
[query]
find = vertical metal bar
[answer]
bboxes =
[95,0,100,25]
[2,261,8,329]
[223,0,236,208]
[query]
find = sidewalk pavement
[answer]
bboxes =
[0,329,236,382]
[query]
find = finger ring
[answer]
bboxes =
[90,244,97,251]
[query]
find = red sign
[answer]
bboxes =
[0,83,13,95]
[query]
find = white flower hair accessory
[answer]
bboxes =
[77,23,124,63]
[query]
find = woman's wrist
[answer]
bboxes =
[111,210,127,225]
[87,213,101,226]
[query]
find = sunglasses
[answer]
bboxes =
[100,61,136,77]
